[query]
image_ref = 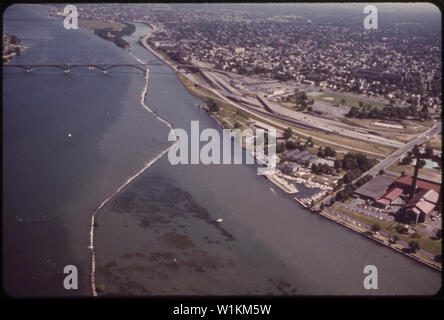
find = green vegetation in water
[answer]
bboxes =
[93,23,136,49]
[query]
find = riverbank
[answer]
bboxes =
[139,25,442,273]
[319,208,442,271]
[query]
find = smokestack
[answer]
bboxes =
[410,155,420,200]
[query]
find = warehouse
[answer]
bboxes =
[354,175,395,201]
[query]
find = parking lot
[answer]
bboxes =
[343,197,441,237]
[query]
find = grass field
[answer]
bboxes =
[387,161,441,182]
[314,92,389,110]
[78,19,126,32]
[287,125,396,156]
[333,204,441,256]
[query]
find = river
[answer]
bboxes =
[2,4,440,297]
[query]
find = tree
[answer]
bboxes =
[408,240,420,253]
[286,140,298,150]
[379,169,385,175]
[412,144,421,158]
[307,136,313,147]
[424,146,433,159]
[371,223,381,234]
[340,98,346,105]
[392,235,400,244]
[276,142,286,153]
[311,163,318,173]
[283,127,292,140]
[324,146,336,157]
[207,100,220,113]
[402,155,412,165]
[435,229,442,240]
[334,159,343,169]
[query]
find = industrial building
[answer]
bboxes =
[354,175,395,201]
[403,189,440,224]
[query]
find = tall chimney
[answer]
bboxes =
[410,155,420,200]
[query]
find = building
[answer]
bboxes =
[403,189,439,224]
[393,175,441,194]
[374,187,404,209]
[354,175,395,201]
[283,149,331,167]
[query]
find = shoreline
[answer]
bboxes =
[137,25,441,273]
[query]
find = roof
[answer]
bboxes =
[284,149,301,158]
[423,189,439,204]
[396,176,440,194]
[407,189,439,207]
[376,198,390,205]
[354,175,395,200]
[381,187,403,201]
[414,200,435,215]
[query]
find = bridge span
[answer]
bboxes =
[3,61,167,73]
[3,62,227,75]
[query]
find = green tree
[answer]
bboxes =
[307,136,313,147]
[324,146,336,157]
[371,223,381,234]
[409,240,420,253]
[283,127,292,140]
[402,155,412,165]
[424,146,434,159]
[207,100,220,113]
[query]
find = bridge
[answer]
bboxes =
[3,60,168,73]
[3,61,220,75]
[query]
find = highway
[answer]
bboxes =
[140,38,438,162]
[206,71,405,149]
[189,72,390,157]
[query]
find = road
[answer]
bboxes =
[365,122,441,176]
[206,71,406,149]
[317,122,441,209]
